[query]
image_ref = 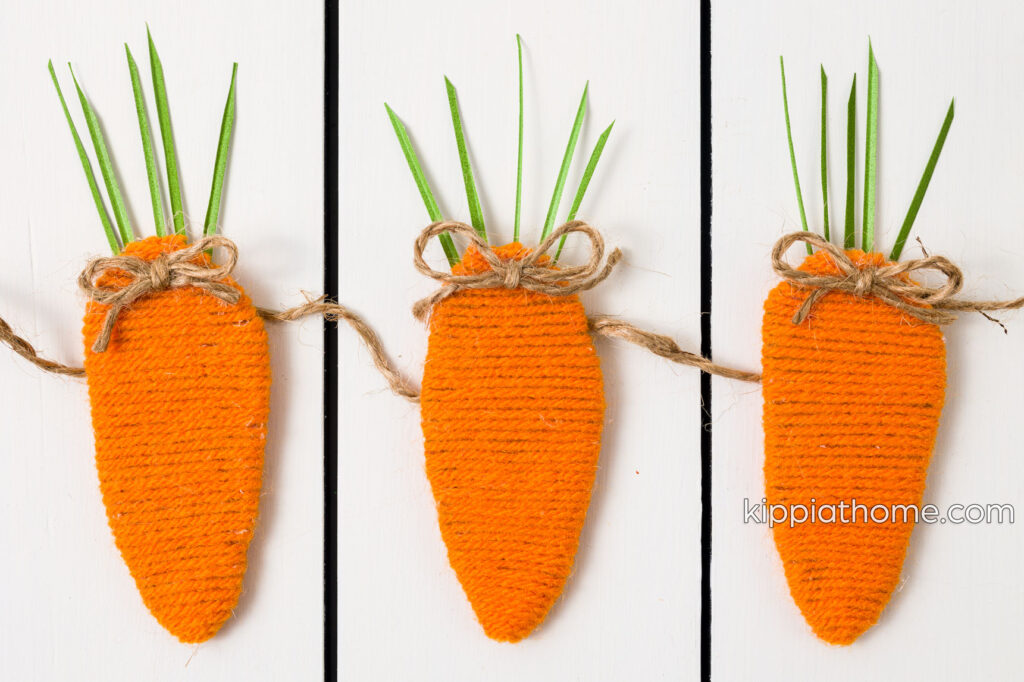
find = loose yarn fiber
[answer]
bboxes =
[762,247,946,645]
[420,242,605,642]
[83,234,271,643]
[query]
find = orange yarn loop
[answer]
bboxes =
[762,247,946,645]
[83,235,271,643]
[420,242,605,642]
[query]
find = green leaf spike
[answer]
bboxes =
[862,43,879,251]
[554,121,614,262]
[889,99,954,261]
[70,65,132,246]
[49,61,120,254]
[148,26,185,236]
[844,74,856,249]
[385,103,458,266]
[541,82,587,242]
[126,44,166,236]
[514,34,525,243]
[445,77,487,241]
[204,63,238,237]
[780,56,811,254]
[820,65,830,242]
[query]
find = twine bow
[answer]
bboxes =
[771,231,970,325]
[79,235,241,353]
[412,220,622,321]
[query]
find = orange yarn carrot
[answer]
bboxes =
[47,32,268,642]
[83,235,271,642]
[390,44,615,641]
[762,248,945,645]
[420,243,604,642]
[766,47,955,644]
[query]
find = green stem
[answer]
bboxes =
[148,26,185,236]
[49,61,120,254]
[844,74,856,249]
[862,43,879,252]
[540,82,587,242]
[70,65,132,246]
[445,77,486,241]
[780,56,810,254]
[820,65,830,243]
[385,103,458,266]
[514,34,525,243]
[126,44,166,236]
[204,64,238,237]
[889,99,954,261]
[554,121,614,262]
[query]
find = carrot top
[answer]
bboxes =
[386,36,614,268]
[780,42,955,260]
[51,26,238,253]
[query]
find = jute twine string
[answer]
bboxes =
[773,231,1024,325]
[411,220,762,381]
[0,236,418,400]
[19,227,1024,394]
[259,297,419,401]
[80,235,241,353]
[0,315,86,377]
[411,220,621,321]
[0,227,766,389]
[587,316,762,382]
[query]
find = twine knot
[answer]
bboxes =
[79,235,242,353]
[852,268,876,297]
[412,220,622,321]
[149,256,173,290]
[771,231,966,326]
[502,260,525,289]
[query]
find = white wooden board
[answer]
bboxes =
[0,3,324,680]
[337,0,701,679]
[712,1,1024,679]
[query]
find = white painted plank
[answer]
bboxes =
[0,3,323,679]
[338,0,700,679]
[712,1,1024,679]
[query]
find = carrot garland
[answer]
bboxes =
[765,44,954,645]
[387,38,614,642]
[50,31,268,643]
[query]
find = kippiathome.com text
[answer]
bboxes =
[743,498,1015,528]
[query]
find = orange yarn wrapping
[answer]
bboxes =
[420,242,605,642]
[762,248,946,645]
[82,235,271,643]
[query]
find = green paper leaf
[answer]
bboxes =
[820,65,830,243]
[445,77,486,241]
[844,74,856,249]
[126,44,166,236]
[385,103,458,266]
[862,43,879,252]
[889,99,954,261]
[148,26,185,236]
[70,65,132,246]
[554,120,614,262]
[780,57,810,254]
[204,63,237,237]
[49,61,120,254]
[514,34,525,243]
[540,82,588,242]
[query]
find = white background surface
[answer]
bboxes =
[712,1,1024,680]
[7,1,1024,680]
[0,3,324,680]
[337,0,701,680]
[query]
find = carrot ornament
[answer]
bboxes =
[386,36,619,642]
[763,45,1024,645]
[44,31,268,644]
